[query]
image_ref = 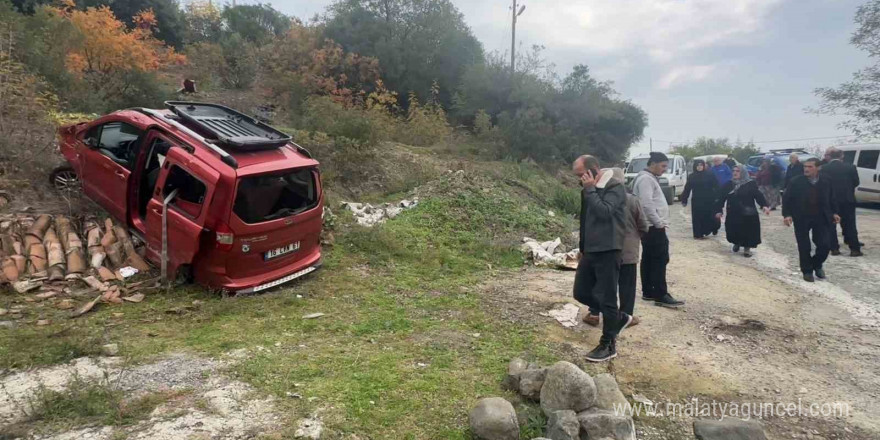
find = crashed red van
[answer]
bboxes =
[53,102,323,294]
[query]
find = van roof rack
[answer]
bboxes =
[164,101,291,152]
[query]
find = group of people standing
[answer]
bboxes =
[571,148,865,363]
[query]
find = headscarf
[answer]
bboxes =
[692,159,706,173]
[731,165,751,191]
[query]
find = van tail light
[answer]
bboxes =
[215,222,234,251]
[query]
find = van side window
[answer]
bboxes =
[95,122,143,169]
[856,150,879,170]
[843,150,856,164]
[163,165,207,218]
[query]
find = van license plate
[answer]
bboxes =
[265,242,300,260]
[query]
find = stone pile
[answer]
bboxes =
[340,198,419,227]
[471,358,770,440]
[470,359,636,440]
[521,238,579,270]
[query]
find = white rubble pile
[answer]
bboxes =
[340,198,419,227]
[521,237,579,270]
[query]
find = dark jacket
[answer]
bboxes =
[770,163,784,187]
[579,178,627,253]
[784,162,803,188]
[782,174,839,224]
[820,159,860,204]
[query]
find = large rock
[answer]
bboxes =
[469,397,520,440]
[545,410,579,440]
[593,373,629,412]
[693,419,768,440]
[518,367,547,401]
[540,361,597,415]
[577,409,636,440]
[502,358,529,391]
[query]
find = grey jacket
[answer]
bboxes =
[633,169,669,228]
[623,194,649,264]
[578,178,627,253]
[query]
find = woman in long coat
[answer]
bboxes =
[756,158,781,210]
[681,159,719,239]
[715,165,771,257]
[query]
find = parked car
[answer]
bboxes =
[836,143,880,203]
[624,153,687,204]
[53,102,323,294]
[745,149,814,178]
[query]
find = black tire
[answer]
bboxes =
[49,166,80,192]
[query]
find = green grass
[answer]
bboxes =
[0,158,579,438]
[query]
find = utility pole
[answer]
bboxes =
[650,137,653,152]
[511,0,525,74]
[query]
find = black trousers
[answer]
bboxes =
[587,263,637,316]
[640,227,669,299]
[619,263,637,315]
[829,202,860,251]
[574,250,622,342]
[794,216,830,274]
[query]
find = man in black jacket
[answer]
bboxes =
[784,153,804,189]
[821,148,863,257]
[573,155,632,362]
[783,158,841,282]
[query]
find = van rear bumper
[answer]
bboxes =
[203,250,322,294]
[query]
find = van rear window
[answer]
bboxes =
[233,168,318,224]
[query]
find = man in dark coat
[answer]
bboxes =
[821,147,863,256]
[724,155,737,169]
[573,155,632,362]
[784,153,804,189]
[783,158,841,282]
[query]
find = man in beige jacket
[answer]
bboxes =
[584,168,649,327]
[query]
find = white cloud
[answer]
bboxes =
[516,0,784,56]
[656,64,718,89]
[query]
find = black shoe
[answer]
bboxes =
[815,268,826,280]
[585,340,617,363]
[803,273,815,282]
[712,230,718,236]
[642,295,657,301]
[616,313,634,336]
[830,249,841,256]
[851,249,864,257]
[732,245,740,253]
[655,294,685,308]
[743,248,752,258]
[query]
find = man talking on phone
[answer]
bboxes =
[572,155,633,362]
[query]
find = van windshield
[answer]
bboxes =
[233,168,318,224]
[627,158,649,173]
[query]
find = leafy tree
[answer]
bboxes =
[323,0,484,108]
[182,0,222,44]
[78,0,186,48]
[222,3,290,45]
[49,0,183,108]
[454,54,646,165]
[813,0,880,137]
[669,137,760,163]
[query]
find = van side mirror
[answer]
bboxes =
[84,137,99,148]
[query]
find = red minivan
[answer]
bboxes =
[54,102,323,294]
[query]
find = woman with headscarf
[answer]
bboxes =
[756,158,780,210]
[681,159,719,239]
[715,165,771,257]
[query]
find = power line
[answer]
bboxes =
[648,134,859,145]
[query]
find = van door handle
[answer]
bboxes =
[115,170,125,178]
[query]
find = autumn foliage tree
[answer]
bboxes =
[50,0,184,101]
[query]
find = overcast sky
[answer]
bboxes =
[269,0,871,157]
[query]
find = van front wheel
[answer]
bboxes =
[50,166,80,192]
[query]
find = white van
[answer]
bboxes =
[836,144,880,203]
[624,153,688,204]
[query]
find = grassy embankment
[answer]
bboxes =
[1,141,586,438]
